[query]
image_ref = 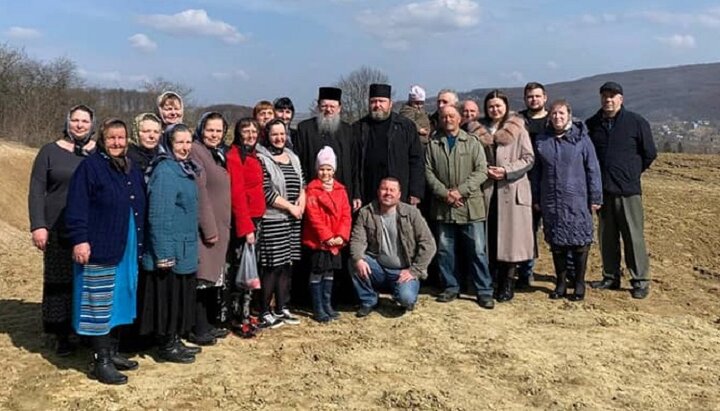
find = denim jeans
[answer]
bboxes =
[351,255,419,308]
[436,221,493,297]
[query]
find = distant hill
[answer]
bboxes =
[457,62,720,122]
[193,104,254,126]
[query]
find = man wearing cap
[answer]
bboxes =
[354,83,425,206]
[399,85,432,145]
[585,81,657,299]
[296,87,360,210]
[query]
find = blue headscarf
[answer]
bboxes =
[146,123,201,181]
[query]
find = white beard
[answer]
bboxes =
[317,113,341,135]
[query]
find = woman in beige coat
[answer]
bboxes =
[467,90,534,302]
[188,112,232,345]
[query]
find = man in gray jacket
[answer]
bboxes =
[425,104,494,309]
[350,177,437,317]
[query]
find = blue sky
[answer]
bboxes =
[2,0,719,108]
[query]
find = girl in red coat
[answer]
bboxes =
[302,146,352,322]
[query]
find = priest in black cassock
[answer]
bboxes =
[295,87,361,211]
[353,83,425,206]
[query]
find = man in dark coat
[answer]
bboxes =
[295,87,360,210]
[585,81,657,299]
[354,83,425,206]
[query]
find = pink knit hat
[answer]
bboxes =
[316,146,337,171]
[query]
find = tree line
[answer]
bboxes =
[0,43,191,147]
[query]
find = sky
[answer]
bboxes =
[2,0,719,109]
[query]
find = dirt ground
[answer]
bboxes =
[1,140,719,410]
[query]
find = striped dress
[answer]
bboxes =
[258,162,302,268]
[72,211,138,336]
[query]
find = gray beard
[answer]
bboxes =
[370,109,391,121]
[317,114,341,135]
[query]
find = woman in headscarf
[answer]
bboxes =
[28,105,96,356]
[255,119,305,328]
[127,112,162,172]
[139,124,201,364]
[187,112,232,345]
[532,100,602,301]
[225,118,263,328]
[65,118,146,385]
[156,91,184,130]
[467,90,535,303]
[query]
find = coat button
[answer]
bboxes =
[134,212,138,216]
[130,195,135,200]
[127,181,132,185]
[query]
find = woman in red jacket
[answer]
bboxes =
[225,118,264,325]
[302,146,352,322]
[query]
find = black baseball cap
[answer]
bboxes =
[600,81,623,95]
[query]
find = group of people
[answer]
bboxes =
[28,79,657,385]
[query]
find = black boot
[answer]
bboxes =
[550,251,568,300]
[110,335,138,371]
[569,248,589,301]
[310,282,330,323]
[175,335,202,355]
[90,336,128,385]
[493,270,505,301]
[321,279,340,320]
[157,334,195,364]
[496,265,517,302]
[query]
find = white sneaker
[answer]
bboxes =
[259,312,284,329]
[274,308,301,325]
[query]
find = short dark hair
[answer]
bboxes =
[379,176,402,191]
[273,97,295,113]
[524,82,546,96]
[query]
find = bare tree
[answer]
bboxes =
[334,66,390,123]
[141,77,193,102]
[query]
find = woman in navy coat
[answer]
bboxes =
[65,118,146,384]
[532,100,602,301]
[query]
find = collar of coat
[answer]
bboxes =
[466,113,525,147]
[368,200,412,217]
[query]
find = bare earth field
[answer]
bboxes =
[1,140,719,410]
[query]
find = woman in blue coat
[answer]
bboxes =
[532,100,602,301]
[65,118,146,385]
[139,124,201,364]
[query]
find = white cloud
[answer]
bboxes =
[212,70,250,81]
[128,33,157,53]
[546,61,558,70]
[502,70,524,84]
[78,69,150,87]
[137,9,246,44]
[656,34,696,49]
[5,26,41,39]
[637,9,720,28]
[357,0,481,49]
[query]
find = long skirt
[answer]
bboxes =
[138,270,196,337]
[42,229,74,335]
[72,215,138,336]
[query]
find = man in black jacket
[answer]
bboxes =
[354,83,425,206]
[585,81,657,299]
[295,87,360,210]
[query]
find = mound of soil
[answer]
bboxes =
[1,141,718,410]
